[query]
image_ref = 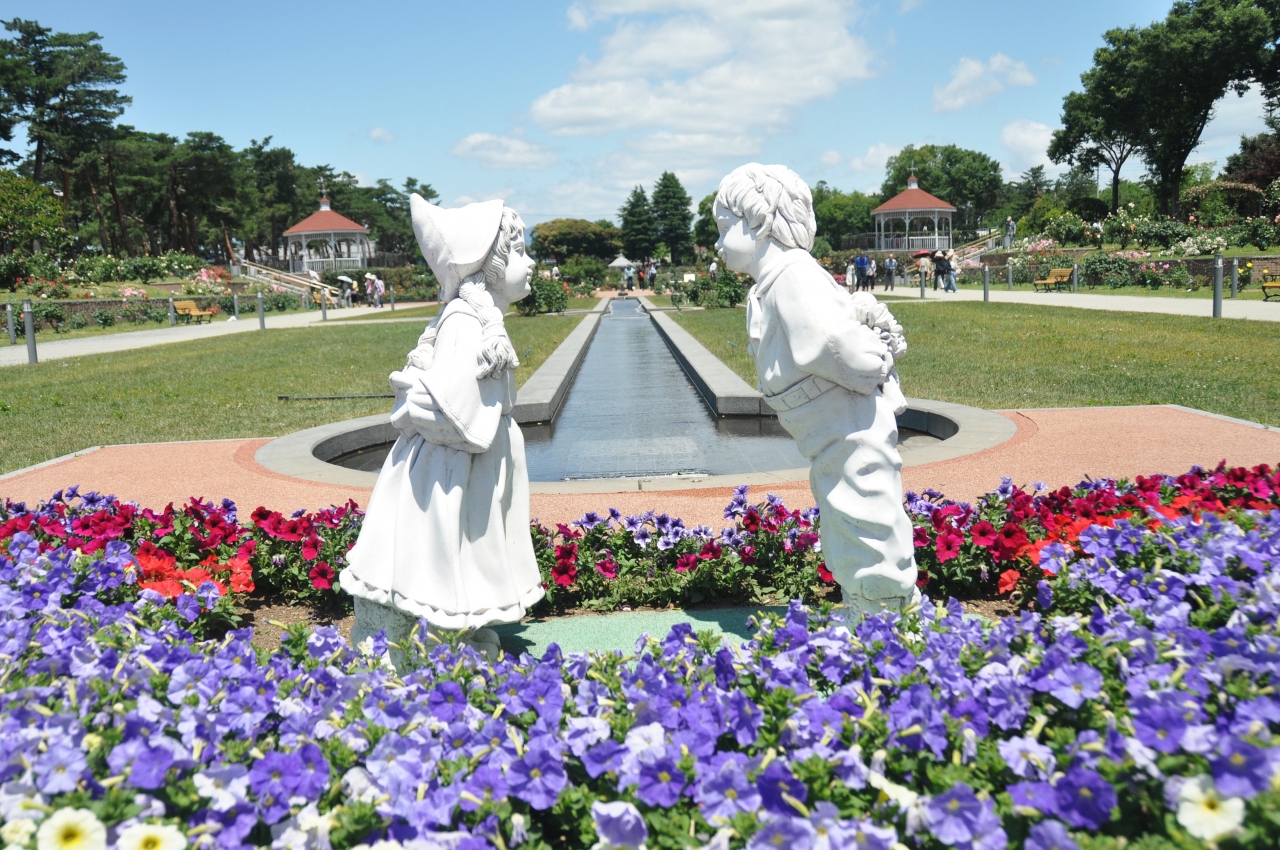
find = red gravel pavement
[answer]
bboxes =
[3,406,1277,526]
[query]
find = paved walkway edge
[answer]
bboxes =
[639,296,765,416]
[510,300,608,424]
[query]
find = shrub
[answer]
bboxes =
[122,255,165,283]
[68,312,88,329]
[1136,260,1193,288]
[92,307,116,327]
[1044,212,1099,247]
[518,275,569,315]
[31,301,68,331]
[1081,251,1134,287]
[1133,217,1192,249]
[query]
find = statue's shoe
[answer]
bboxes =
[461,627,502,661]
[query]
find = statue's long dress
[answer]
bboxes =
[339,300,544,629]
[746,252,917,605]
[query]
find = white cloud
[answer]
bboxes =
[899,0,925,10]
[820,149,845,168]
[1000,119,1055,171]
[849,142,900,174]
[450,133,557,170]
[933,53,1035,113]
[369,127,395,143]
[531,0,873,140]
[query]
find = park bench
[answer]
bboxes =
[1032,268,1073,293]
[1262,280,1280,301]
[174,300,214,324]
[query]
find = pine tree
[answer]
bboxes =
[651,171,693,264]
[618,184,656,261]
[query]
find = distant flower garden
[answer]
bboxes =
[0,462,1279,848]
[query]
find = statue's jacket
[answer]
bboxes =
[338,299,544,629]
[745,251,918,602]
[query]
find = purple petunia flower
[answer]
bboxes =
[507,745,567,810]
[1025,820,1077,850]
[924,783,987,845]
[636,756,685,808]
[756,759,807,816]
[747,816,817,850]
[176,593,200,622]
[591,801,648,849]
[998,736,1055,780]
[32,741,85,795]
[1053,767,1117,830]
[1210,737,1273,799]
[696,756,760,823]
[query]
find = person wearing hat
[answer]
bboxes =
[363,273,375,307]
[340,196,541,661]
[932,250,948,291]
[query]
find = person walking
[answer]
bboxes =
[867,257,878,291]
[709,259,718,282]
[624,266,635,290]
[932,251,947,291]
[1004,216,1017,248]
[884,255,897,291]
[374,275,386,308]
[551,265,561,282]
[854,251,869,291]
[364,273,376,306]
[647,263,656,290]
[944,249,958,292]
[844,255,856,291]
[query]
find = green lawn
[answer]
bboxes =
[0,314,582,473]
[949,278,1273,301]
[670,303,1280,427]
[645,294,674,307]
[330,304,439,322]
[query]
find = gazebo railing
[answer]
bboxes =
[875,234,952,251]
[290,257,367,274]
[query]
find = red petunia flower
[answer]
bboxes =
[968,520,998,548]
[935,530,963,562]
[595,557,617,579]
[551,559,577,587]
[816,562,834,583]
[309,562,336,590]
[913,526,930,548]
[675,553,698,573]
[998,569,1022,594]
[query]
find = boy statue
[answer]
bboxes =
[713,163,919,620]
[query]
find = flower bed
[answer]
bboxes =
[0,466,1278,849]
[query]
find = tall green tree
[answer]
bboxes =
[1048,85,1142,215]
[693,193,718,252]
[0,168,65,254]
[880,144,1003,226]
[811,181,879,249]
[2,19,129,201]
[1089,1,1269,216]
[650,171,693,264]
[618,185,657,261]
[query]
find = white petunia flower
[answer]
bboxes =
[1176,774,1245,842]
[34,809,106,850]
[2,820,37,847]
[116,823,187,850]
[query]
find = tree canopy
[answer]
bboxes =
[528,218,622,262]
[0,167,65,253]
[811,182,879,250]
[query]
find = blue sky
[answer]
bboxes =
[6,0,1270,225]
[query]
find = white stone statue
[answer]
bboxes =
[339,197,544,660]
[712,163,919,620]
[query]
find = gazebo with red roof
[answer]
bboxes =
[871,176,956,252]
[282,197,374,274]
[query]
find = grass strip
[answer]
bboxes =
[669,302,1280,426]
[0,315,581,473]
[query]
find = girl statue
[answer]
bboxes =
[339,197,543,660]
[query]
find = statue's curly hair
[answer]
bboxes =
[714,164,816,251]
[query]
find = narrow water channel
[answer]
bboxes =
[523,299,809,480]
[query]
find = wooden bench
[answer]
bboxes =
[1263,281,1280,301]
[1032,268,1073,293]
[174,300,214,324]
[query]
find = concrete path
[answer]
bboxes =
[0,305,387,367]
[5,405,1276,528]
[897,287,1280,321]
